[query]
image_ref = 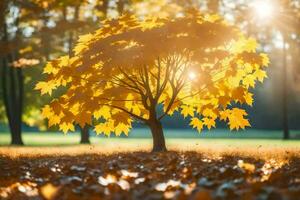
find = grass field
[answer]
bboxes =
[1,128,300,146]
[1,129,300,159]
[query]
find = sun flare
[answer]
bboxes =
[252,0,274,20]
[188,71,197,80]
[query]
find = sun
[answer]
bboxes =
[252,0,274,20]
[188,71,197,80]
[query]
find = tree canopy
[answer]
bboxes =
[36,10,269,136]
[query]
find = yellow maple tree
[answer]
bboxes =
[36,10,269,152]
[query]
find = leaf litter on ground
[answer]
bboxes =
[0,151,300,200]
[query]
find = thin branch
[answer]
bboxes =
[101,103,148,123]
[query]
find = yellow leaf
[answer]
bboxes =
[260,53,270,67]
[35,81,57,95]
[244,92,253,106]
[181,105,194,118]
[42,105,53,119]
[227,108,251,130]
[238,160,255,173]
[190,118,203,132]
[59,122,75,134]
[242,75,256,88]
[94,106,111,119]
[219,109,230,121]
[94,121,114,136]
[245,37,257,53]
[254,69,267,82]
[78,33,93,43]
[202,108,217,119]
[48,115,61,127]
[58,56,69,67]
[75,112,92,128]
[43,62,58,75]
[40,183,59,200]
[115,123,131,136]
[132,105,141,116]
[203,118,216,130]
[74,44,87,56]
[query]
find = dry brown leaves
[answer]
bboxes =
[0,151,300,200]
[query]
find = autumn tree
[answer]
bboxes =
[36,11,269,152]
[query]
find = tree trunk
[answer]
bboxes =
[80,125,90,144]
[1,57,24,146]
[0,3,24,146]
[149,120,167,152]
[11,128,23,145]
[282,34,289,140]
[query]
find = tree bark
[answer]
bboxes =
[1,58,24,145]
[1,20,24,145]
[80,125,90,144]
[149,120,167,152]
[282,33,289,139]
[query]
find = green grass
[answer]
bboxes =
[1,129,300,147]
[1,130,300,160]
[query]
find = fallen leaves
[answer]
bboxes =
[40,183,59,200]
[0,152,298,200]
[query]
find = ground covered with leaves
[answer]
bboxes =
[1,150,300,200]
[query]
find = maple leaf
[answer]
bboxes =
[260,53,270,67]
[94,106,111,119]
[242,75,256,88]
[181,106,194,118]
[58,56,69,67]
[132,105,141,116]
[59,122,75,134]
[94,121,114,136]
[75,111,92,128]
[190,118,203,132]
[244,37,258,53]
[48,115,61,127]
[202,108,217,119]
[115,123,131,136]
[227,108,251,130]
[43,62,58,75]
[254,69,268,82]
[219,109,231,121]
[244,92,254,106]
[203,118,216,130]
[74,44,87,56]
[219,96,231,108]
[41,105,53,119]
[35,81,57,96]
[231,87,246,103]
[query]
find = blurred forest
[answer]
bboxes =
[0,0,300,144]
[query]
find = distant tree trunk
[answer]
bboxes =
[1,22,24,145]
[117,0,125,15]
[80,125,90,144]
[148,120,167,152]
[2,59,24,145]
[282,34,289,139]
[97,0,109,19]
